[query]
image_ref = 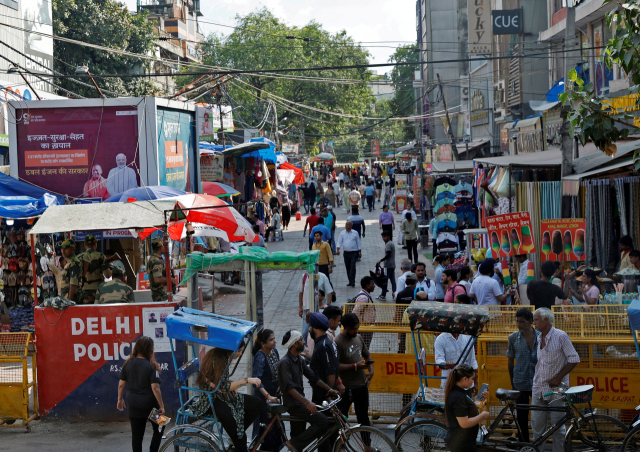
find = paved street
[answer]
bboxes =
[2,196,433,451]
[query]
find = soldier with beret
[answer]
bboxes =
[81,234,108,304]
[147,238,172,301]
[60,239,82,303]
[97,266,135,304]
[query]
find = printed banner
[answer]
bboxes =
[157,108,196,193]
[16,107,141,200]
[197,105,234,142]
[371,139,380,156]
[200,154,224,182]
[540,218,586,262]
[485,212,536,258]
[468,0,493,55]
[281,143,299,154]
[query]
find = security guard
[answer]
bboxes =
[60,239,82,303]
[97,266,134,304]
[81,234,107,304]
[147,238,171,301]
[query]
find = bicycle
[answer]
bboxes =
[619,405,640,452]
[395,384,628,452]
[161,395,398,452]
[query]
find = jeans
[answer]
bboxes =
[366,195,374,211]
[330,235,336,254]
[319,264,331,283]
[304,197,313,213]
[130,417,164,452]
[361,196,366,208]
[531,397,566,452]
[381,268,396,297]
[516,390,532,443]
[343,251,358,285]
[288,402,330,452]
[339,386,371,445]
[406,239,418,263]
[309,237,314,251]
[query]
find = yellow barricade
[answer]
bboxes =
[0,332,38,431]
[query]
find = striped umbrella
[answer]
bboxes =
[202,181,240,198]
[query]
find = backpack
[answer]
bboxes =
[448,283,468,299]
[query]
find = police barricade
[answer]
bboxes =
[343,303,637,421]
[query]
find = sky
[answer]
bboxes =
[123,0,417,74]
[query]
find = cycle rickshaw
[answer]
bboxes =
[618,299,640,451]
[161,307,398,452]
[393,301,628,452]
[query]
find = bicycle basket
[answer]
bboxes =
[564,385,594,404]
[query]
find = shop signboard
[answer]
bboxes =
[281,143,299,154]
[395,189,407,212]
[200,154,224,182]
[492,9,523,35]
[102,229,136,239]
[413,172,422,198]
[157,108,197,193]
[15,106,141,200]
[35,302,183,420]
[395,174,408,188]
[540,218,586,262]
[468,0,492,55]
[485,212,536,258]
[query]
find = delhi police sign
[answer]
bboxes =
[492,9,523,35]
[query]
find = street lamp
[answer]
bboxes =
[7,66,41,100]
[75,64,105,98]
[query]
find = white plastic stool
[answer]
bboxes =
[273,228,284,242]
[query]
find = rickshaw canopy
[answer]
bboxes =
[406,301,490,336]
[166,308,259,350]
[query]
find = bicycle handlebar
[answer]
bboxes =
[315,395,342,411]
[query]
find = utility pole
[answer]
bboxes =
[437,73,460,161]
[561,4,577,177]
[216,90,225,151]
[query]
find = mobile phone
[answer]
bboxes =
[364,360,375,365]
[475,383,489,401]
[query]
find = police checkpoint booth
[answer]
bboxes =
[28,199,187,421]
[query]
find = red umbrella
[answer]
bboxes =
[202,181,241,198]
[280,162,305,185]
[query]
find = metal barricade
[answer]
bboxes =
[0,332,38,431]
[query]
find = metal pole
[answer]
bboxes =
[163,223,173,301]
[18,73,41,100]
[436,73,460,160]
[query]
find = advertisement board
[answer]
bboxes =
[35,303,183,420]
[197,105,234,142]
[371,139,380,156]
[200,154,224,182]
[485,212,536,257]
[15,106,141,200]
[540,218,586,262]
[468,0,492,55]
[281,143,299,154]
[157,108,196,193]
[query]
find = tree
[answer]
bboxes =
[53,0,162,97]
[184,8,374,148]
[388,44,420,116]
[563,0,640,165]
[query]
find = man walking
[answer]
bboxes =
[376,230,396,300]
[336,221,361,287]
[303,208,320,250]
[375,176,383,202]
[336,314,374,438]
[309,313,340,407]
[298,271,333,345]
[348,185,361,210]
[347,206,366,240]
[312,231,333,281]
[507,308,540,443]
[352,277,376,349]
[279,331,338,452]
[365,181,376,212]
[378,205,395,239]
[531,308,580,452]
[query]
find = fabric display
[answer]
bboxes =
[437,232,460,254]
[432,175,476,255]
[613,177,640,251]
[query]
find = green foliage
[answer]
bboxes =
[565,0,640,158]
[53,0,163,97]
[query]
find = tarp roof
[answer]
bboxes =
[474,149,563,167]
[563,157,634,181]
[430,160,475,173]
[0,172,64,204]
[572,139,640,174]
[28,200,180,235]
[0,194,59,219]
[530,100,559,111]
[220,141,271,160]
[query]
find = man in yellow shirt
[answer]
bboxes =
[312,230,334,282]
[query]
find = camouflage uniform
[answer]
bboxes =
[60,252,83,304]
[97,279,134,304]
[81,235,107,304]
[147,253,167,301]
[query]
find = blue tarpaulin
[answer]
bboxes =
[244,137,277,163]
[0,172,64,204]
[0,193,59,219]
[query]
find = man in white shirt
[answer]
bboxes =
[434,332,478,388]
[395,259,413,295]
[264,208,282,242]
[338,171,345,188]
[336,221,362,287]
[470,258,513,305]
[298,271,333,345]
[106,153,138,197]
[401,201,417,221]
[332,181,341,206]
[515,254,531,305]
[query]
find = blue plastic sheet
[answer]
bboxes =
[0,193,58,219]
[0,172,64,204]
[629,300,640,331]
[104,185,186,202]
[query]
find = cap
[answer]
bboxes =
[113,261,125,272]
[327,205,333,210]
[151,238,164,249]
[84,234,96,244]
[60,239,76,249]
[111,266,125,277]
[405,272,418,282]
[308,312,330,330]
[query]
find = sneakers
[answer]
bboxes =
[376,295,386,300]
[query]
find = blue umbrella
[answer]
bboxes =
[104,185,187,202]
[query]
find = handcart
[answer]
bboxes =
[394,301,629,452]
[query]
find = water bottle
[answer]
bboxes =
[604,294,610,304]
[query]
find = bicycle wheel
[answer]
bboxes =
[333,425,398,452]
[621,424,640,452]
[395,420,448,452]
[159,431,222,452]
[565,413,629,452]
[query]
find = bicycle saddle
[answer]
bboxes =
[267,403,288,415]
[495,388,520,401]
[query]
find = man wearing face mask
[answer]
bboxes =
[279,330,338,452]
[107,153,138,197]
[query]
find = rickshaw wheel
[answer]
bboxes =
[395,420,447,452]
[333,426,397,452]
[159,431,221,452]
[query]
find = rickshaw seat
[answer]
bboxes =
[267,403,287,415]
[495,388,520,401]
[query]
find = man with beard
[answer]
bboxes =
[278,330,338,452]
[335,313,374,438]
[83,164,109,199]
[107,153,138,197]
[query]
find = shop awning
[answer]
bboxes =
[564,157,634,181]
[530,100,559,111]
[513,117,541,129]
[474,149,562,167]
[28,200,182,235]
[0,172,64,204]
[547,79,564,102]
[220,141,272,160]
[572,139,640,174]
[430,160,475,173]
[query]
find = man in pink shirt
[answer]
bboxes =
[443,269,468,303]
[252,214,265,235]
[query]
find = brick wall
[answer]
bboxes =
[552,7,567,26]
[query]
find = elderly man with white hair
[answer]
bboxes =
[107,153,138,197]
[278,330,338,452]
[531,308,580,452]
